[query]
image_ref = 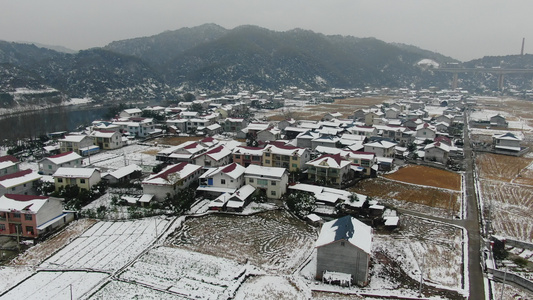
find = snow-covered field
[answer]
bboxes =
[40,217,171,272]
[83,143,163,172]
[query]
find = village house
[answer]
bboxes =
[262,143,310,172]
[345,151,377,177]
[142,162,203,201]
[306,154,352,186]
[277,119,297,131]
[490,114,508,128]
[156,141,207,163]
[0,194,74,238]
[89,130,123,150]
[380,126,414,146]
[224,184,256,212]
[424,142,450,164]
[244,164,288,200]
[58,135,95,155]
[205,123,223,136]
[311,135,340,150]
[364,110,384,126]
[295,131,321,149]
[0,155,20,176]
[435,114,453,125]
[492,132,523,153]
[0,169,42,197]
[350,125,378,138]
[315,215,372,287]
[323,112,343,121]
[119,108,142,118]
[53,168,101,192]
[384,107,400,119]
[232,146,264,167]
[193,145,233,168]
[198,162,246,196]
[222,118,248,133]
[415,123,437,140]
[363,140,396,158]
[38,151,83,175]
[113,117,157,138]
[102,164,142,185]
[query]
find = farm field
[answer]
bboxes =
[352,177,462,218]
[475,153,532,183]
[40,217,171,271]
[165,210,317,273]
[383,165,461,191]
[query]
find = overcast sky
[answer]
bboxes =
[1,0,532,61]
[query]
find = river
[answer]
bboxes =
[0,104,110,142]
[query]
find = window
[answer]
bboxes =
[341,241,345,246]
[257,179,268,185]
[271,190,276,196]
[26,226,34,234]
[48,165,52,169]
[292,156,297,161]
[265,153,270,157]
[25,214,32,221]
[245,155,250,160]
[292,164,298,168]
[58,178,63,183]
[248,178,254,183]
[271,181,276,186]
[13,213,21,218]
[80,179,86,184]
[221,179,226,184]
[265,160,270,164]
[0,224,4,231]
[11,187,16,191]
[235,155,241,159]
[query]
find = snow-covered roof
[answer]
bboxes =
[316,215,372,254]
[43,151,82,165]
[364,140,396,149]
[202,145,232,161]
[493,132,522,141]
[245,164,287,179]
[306,154,351,169]
[232,146,264,156]
[0,155,19,170]
[106,164,142,180]
[200,163,245,180]
[53,167,99,178]
[90,130,119,138]
[424,142,451,152]
[143,162,202,185]
[59,135,89,143]
[0,194,50,213]
[0,169,42,188]
[263,144,307,157]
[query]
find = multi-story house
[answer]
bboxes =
[156,141,207,163]
[306,154,352,185]
[0,194,73,238]
[345,151,377,177]
[232,146,264,167]
[53,168,101,192]
[222,118,248,132]
[0,169,42,196]
[364,140,396,158]
[142,162,203,201]
[89,130,123,150]
[244,165,288,200]
[198,162,246,195]
[119,108,142,118]
[0,155,20,176]
[193,145,232,168]
[262,144,310,172]
[38,151,83,175]
[58,135,94,155]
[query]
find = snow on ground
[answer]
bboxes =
[64,98,93,105]
[425,105,447,117]
[83,143,163,172]
[40,217,171,272]
[88,280,185,300]
[120,246,251,300]
[1,270,109,300]
[234,275,307,300]
[470,109,510,121]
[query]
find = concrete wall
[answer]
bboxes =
[490,268,533,293]
[316,240,370,286]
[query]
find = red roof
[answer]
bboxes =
[0,169,33,181]
[184,142,199,150]
[4,194,48,201]
[206,145,224,155]
[0,155,19,163]
[201,137,215,143]
[49,151,74,158]
[434,136,451,143]
[221,163,237,173]
[317,154,343,165]
[154,162,188,180]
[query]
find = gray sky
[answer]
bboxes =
[1,0,532,61]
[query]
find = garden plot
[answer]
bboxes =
[0,270,108,300]
[83,143,162,171]
[234,275,307,300]
[383,165,461,191]
[352,177,462,219]
[480,181,533,242]
[40,217,171,271]
[119,246,248,300]
[88,280,186,300]
[166,210,317,273]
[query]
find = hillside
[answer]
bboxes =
[1,24,532,108]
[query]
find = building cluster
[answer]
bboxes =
[2,87,527,288]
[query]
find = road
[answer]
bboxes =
[398,108,485,299]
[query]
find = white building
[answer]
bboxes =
[244,165,288,200]
[142,162,203,201]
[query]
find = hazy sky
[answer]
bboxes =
[1,0,532,61]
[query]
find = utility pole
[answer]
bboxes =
[500,269,507,300]
[418,254,425,298]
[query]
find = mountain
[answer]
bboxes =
[3,24,532,109]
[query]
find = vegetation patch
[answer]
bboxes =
[351,177,461,215]
[384,165,461,191]
[476,153,532,183]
